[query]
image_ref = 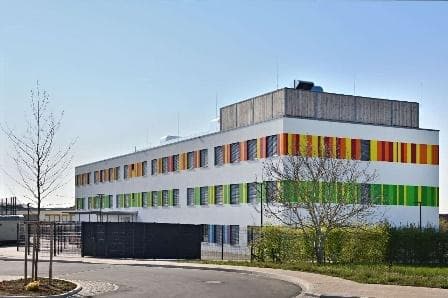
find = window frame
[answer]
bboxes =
[214,146,224,166]
[230,184,240,205]
[230,142,240,163]
[187,188,194,206]
[247,139,257,161]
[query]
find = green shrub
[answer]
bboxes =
[251,225,388,264]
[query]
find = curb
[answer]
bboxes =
[0,256,363,298]
[0,279,82,298]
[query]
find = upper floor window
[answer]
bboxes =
[187,152,194,170]
[94,171,99,184]
[200,149,208,167]
[214,146,224,166]
[230,143,240,163]
[125,194,130,208]
[151,191,158,207]
[142,161,147,176]
[230,184,239,205]
[87,172,91,184]
[200,187,208,206]
[124,165,129,179]
[162,157,168,174]
[108,168,113,182]
[142,192,148,208]
[266,135,278,157]
[151,159,157,175]
[173,189,179,206]
[247,139,257,160]
[173,155,179,172]
[99,170,104,183]
[187,188,194,206]
[247,182,257,204]
[215,185,223,205]
[162,190,169,207]
[114,167,120,181]
[266,181,277,202]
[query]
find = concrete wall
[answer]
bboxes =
[220,88,419,131]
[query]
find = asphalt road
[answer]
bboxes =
[0,260,301,297]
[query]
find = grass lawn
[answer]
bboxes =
[196,260,448,288]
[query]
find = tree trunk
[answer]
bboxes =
[314,231,326,264]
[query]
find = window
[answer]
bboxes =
[124,165,128,179]
[142,192,148,207]
[230,184,239,205]
[200,187,208,206]
[151,191,158,207]
[99,170,104,183]
[187,188,194,206]
[266,135,278,157]
[162,190,169,207]
[162,157,168,174]
[200,149,208,167]
[94,171,99,184]
[108,195,113,208]
[266,181,276,202]
[215,185,223,205]
[151,159,157,175]
[173,189,179,206]
[202,225,209,242]
[214,146,224,166]
[247,139,257,160]
[108,168,113,182]
[142,161,147,176]
[187,152,194,169]
[125,194,130,208]
[230,142,240,163]
[215,225,223,244]
[87,172,91,184]
[114,167,120,181]
[230,225,240,245]
[116,195,120,208]
[173,155,179,172]
[247,182,257,204]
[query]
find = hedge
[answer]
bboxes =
[251,226,448,265]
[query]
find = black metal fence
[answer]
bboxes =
[82,222,202,259]
[200,226,260,261]
[17,222,82,256]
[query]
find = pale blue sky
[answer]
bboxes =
[0,1,447,211]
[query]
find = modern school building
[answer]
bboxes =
[74,82,439,246]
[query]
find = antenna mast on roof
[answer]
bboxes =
[276,58,279,90]
[177,112,180,136]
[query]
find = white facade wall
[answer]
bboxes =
[75,117,439,230]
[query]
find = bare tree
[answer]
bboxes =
[1,82,76,280]
[261,145,378,264]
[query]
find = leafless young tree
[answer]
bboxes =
[262,146,378,264]
[1,82,76,280]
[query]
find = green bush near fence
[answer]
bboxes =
[252,225,448,265]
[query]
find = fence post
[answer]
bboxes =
[16,223,19,252]
[53,223,57,256]
[250,227,254,262]
[49,223,54,286]
[24,223,28,282]
[81,223,85,258]
[221,225,224,260]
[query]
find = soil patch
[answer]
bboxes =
[0,278,76,296]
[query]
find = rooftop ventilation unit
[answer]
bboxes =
[294,80,314,90]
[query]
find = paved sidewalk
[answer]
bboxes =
[1,246,448,298]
